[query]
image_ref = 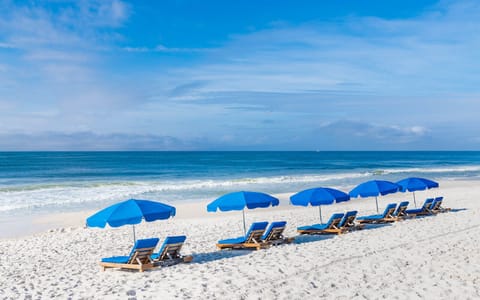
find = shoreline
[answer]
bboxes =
[0,179,458,240]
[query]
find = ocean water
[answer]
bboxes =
[0,151,479,216]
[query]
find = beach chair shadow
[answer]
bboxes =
[430,197,465,214]
[359,223,393,230]
[448,208,467,212]
[418,207,467,215]
[189,250,251,264]
[293,234,335,244]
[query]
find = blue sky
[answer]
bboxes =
[0,0,479,150]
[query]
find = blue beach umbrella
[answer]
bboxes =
[207,191,280,235]
[290,187,350,224]
[396,177,439,208]
[349,180,399,213]
[86,199,176,242]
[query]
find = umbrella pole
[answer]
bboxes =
[413,191,417,208]
[319,206,323,224]
[375,196,379,213]
[132,225,136,243]
[242,209,246,236]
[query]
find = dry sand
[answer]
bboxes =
[0,180,479,299]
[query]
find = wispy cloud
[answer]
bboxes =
[0,132,191,151]
[0,42,15,49]
[123,44,209,53]
[318,120,428,140]
[1,0,480,150]
[165,3,480,98]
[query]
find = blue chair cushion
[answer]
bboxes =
[297,223,322,231]
[405,208,424,214]
[151,235,187,259]
[128,238,160,257]
[357,214,382,220]
[359,203,397,220]
[298,213,344,231]
[245,221,268,237]
[101,256,130,263]
[218,237,247,244]
[101,238,159,264]
[261,221,286,240]
[311,223,330,230]
[323,213,344,226]
[338,211,357,227]
[393,201,409,216]
[217,222,268,244]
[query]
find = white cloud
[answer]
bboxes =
[157,0,480,100]
[318,121,428,140]
[1,0,479,150]
[123,44,209,53]
[0,132,191,151]
[0,42,15,49]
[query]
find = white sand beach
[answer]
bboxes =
[0,180,479,299]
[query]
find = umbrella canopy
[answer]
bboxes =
[86,199,176,241]
[207,191,279,212]
[207,191,279,234]
[290,187,350,223]
[396,177,439,207]
[349,180,399,213]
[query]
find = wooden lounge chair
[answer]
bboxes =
[216,222,270,250]
[405,198,434,216]
[357,203,398,224]
[426,198,442,215]
[100,238,159,272]
[261,221,294,245]
[151,235,193,267]
[431,196,451,213]
[338,211,365,231]
[297,213,345,235]
[392,201,413,219]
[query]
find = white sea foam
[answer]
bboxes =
[377,165,480,174]
[0,165,479,213]
[0,173,369,213]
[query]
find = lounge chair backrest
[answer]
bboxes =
[262,221,287,241]
[327,213,345,228]
[382,203,397,218]
[245,222,269,243]
[394,201,409,216]
[127,238,159,264]
[421,198,434,210]
[157,235,186,261]
[339,211,357,227]
[434,197,444,210]
[430,198,443,210]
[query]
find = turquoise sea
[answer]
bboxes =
[0,151,479,216]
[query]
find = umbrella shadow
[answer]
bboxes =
[407,208,468,219]
[190,250,251,264]
[448,208,468,213]
[293,234,335,244]
[357,223,393,230]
